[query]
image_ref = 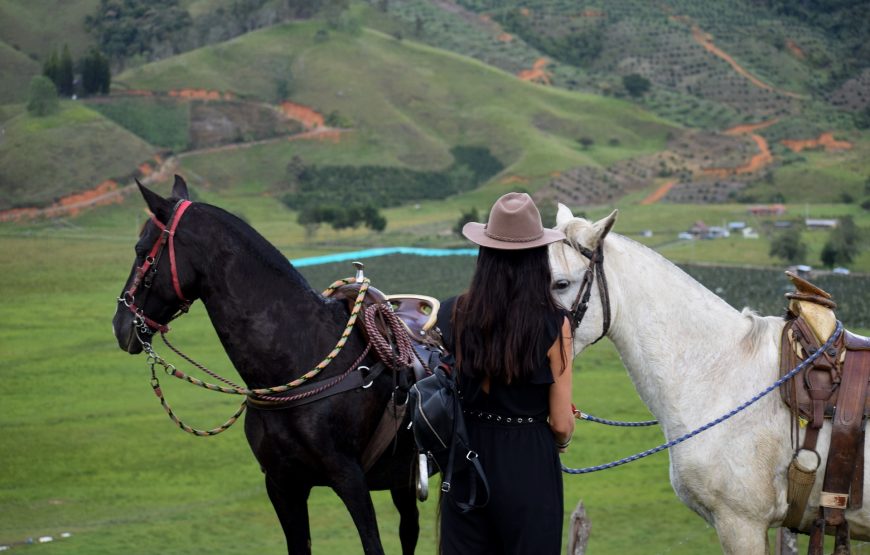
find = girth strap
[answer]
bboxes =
[821,350,870,524]
[361,394,408,472]
[246,362,386,410]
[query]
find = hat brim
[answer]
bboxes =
[462,222,566,250]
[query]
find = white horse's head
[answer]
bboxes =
[548,204,618,353]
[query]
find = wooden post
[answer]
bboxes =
[566,500,591,555]
[776,527,798,555]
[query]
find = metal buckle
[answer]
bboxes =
[441,481,451,493]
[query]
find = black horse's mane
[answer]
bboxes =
[196,202,314,292]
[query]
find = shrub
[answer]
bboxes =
[27,76,59,117]
[623,74,651,97]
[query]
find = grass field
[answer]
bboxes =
[2,188,869,553]
[0,228,717,554]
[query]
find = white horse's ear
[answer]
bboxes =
[556,203,574,227]
[592,209,618,244]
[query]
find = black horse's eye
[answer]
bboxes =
[552,279,570,291]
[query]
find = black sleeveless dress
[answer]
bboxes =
[437,297,566,555]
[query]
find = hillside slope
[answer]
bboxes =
[0,102,157,210]
[379,0,868,134]
[116,21,675,182]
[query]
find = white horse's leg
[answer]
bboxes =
[713,511,769,555]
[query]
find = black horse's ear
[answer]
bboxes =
[171,174,190,200]
[137,179,172,223]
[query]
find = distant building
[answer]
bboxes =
[748,204,786,216]
[705,226,730,239]
[742,227,759,239]
[690,220,708,237]
[805,218,838,229]
[728,221,746,230]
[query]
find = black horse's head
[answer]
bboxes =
[113,175,197,354]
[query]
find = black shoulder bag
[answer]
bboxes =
[408,355,489,512]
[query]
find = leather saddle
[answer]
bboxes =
[328,282,443,380]
[779,272,870,423]
[779,271,870,550]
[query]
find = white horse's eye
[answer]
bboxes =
[552,279,570,291]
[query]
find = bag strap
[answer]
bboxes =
[439,372,490,512]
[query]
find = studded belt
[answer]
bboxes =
[464,409,542,425]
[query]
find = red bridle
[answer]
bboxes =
[121,199,193,333]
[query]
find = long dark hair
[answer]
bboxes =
[454,245,566,383]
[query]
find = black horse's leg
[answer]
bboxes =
[266,474,312,555]
[330,464,385,555]
[391,484,420,555]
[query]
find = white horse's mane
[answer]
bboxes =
[557,217,778,357]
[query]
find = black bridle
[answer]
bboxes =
[564,241,610,344]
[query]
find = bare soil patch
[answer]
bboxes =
[0,155,175,222]
[190,100,304,149]
[703,134,772,177]
[640,180,676,205]
[517,58,552,85]
[279,101,324,129]
[781,132,853,153]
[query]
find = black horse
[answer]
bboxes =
[111,176,420,554]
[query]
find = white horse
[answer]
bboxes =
[548,205,870,554]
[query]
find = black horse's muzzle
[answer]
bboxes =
[113,304,147,354]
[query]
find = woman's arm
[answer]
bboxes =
[548,317,575,451]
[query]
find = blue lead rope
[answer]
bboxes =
[562,321,844,475]
[576,412,658,427]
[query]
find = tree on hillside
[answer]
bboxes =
[85,0,193,67]
[820,216,861,268]
[81,48,111,96]
[58,45,75,97]
[293,201,387,235]
[769,228,807,264]
[623,73,651,97]
[577,137,594,150]
[454,207,480,236]
[42,49,59,92]
[27,76,60,117]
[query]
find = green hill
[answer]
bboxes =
[116,21,674,181]
[0,41,40,104]
[0,102,156,210]
[380,0,869,131]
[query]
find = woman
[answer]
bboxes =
[438,192,575,554]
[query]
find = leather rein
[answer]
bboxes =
[564,240,610,344]
[119,199,193,334]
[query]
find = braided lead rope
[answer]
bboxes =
[148,277,371,396]
[575,411,658,427]
[150,366,247,436]
[363,303,416,371]
[252,343,371,402]
[136,277,371,435]
[562,322,843,475]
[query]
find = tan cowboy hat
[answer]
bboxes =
[462,192,565,250]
